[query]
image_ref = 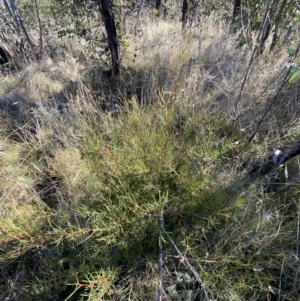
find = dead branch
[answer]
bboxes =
[249,141,300,177]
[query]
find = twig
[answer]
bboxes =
[0,173,17,183]
[247,65,293,144]
[297,205,300,259]
[248,39,300,144]
[157,212,163,301]
[233,0,273,120]
[160,214,211,301]
[278,254,285,300]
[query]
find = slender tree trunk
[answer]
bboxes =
[7,0,34,47]
[259,0,280,54]
[163,0,168,19]
[34,0,43,59]
[98,0,120,75]
[0,42,11,64]
[232,0,241,23]
[155,0,161,15]
[182,0,190,31]
[3,0,20,35]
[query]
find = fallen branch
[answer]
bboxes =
[249,141,300,177]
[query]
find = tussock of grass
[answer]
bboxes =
[0,16,300,301]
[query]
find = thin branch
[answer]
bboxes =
[248,39,300,144]
[157,212,163,301]
[247,65,292,144]
[233,0,273,120]
[160,214,211,301]
[297,205,300,259]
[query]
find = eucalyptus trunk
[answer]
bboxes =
[99,0,120,75]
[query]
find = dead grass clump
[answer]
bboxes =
[0,55,82,107]
[0,138,39,215]
[48,147,104,210]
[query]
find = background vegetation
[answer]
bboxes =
[0,0,300,300]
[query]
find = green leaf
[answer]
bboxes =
[288,67,298,83]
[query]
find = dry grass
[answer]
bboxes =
[0,14,300,301]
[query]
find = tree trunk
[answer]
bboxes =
[0,40,12,64]
[99,0,120,76]
[182,0,190,31]
[34,0,43,59]
[6,0,34,48]
[155,0,161,15]
[259,0,280,54]
[163,0,168,19]
[232,0,241,23]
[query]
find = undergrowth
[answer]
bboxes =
[0,18,300,301]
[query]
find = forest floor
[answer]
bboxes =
[1,17,300,301]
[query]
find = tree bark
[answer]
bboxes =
[6,0,34,47]
[0,42,11,64]
[98,0,120,76]
[182,0,190,31]
[232,0,241,23]
[259,0,280,54]
[34,0,43,59]
[155,0,161,15]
